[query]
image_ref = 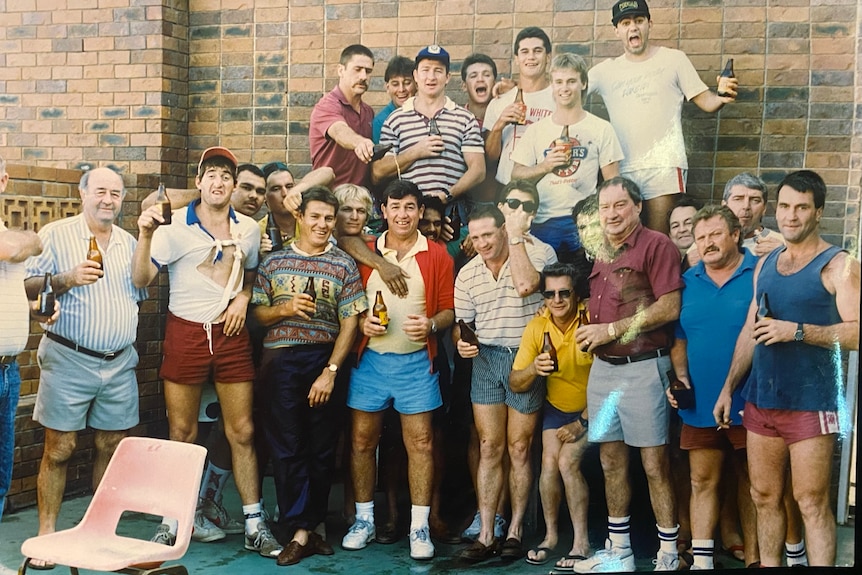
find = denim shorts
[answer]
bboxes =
[347,349,442,415]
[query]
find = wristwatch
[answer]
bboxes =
[509,236,524,246]
[327,363,338,373]
[430,318,438,334]
[607,322,617,340]
[794,323,804,342]
[577,414,589,429]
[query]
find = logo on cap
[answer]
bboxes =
[427,45,442,54]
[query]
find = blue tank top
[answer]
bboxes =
[743,245,844,411]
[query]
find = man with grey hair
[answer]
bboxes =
[511,53,623,263]
[722,172,784,257]
[1,155,48,523]
[24,167,146,566]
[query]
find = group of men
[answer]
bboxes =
[1,0,858,572]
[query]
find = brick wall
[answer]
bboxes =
[1,0,860,509]
[2,166,168,512]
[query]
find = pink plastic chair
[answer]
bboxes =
[19,436,207,575]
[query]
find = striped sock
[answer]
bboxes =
[657,523,680,554]
[608,516,631,549]
[785,540,808,566]
[692,539,714,569]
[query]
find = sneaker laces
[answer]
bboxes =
[411,527,430,542]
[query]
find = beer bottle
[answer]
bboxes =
[513,87,527,125]
[155,183,172,225]
[560,124,570,141]
[428,118,441,136]
[265,212,284,252]
[756,292,771,320]
[458,319,479,347]
[303,276,316,317]
[38,273,55,317]
[373,290,389,328]
[578,305,589,327]
[87,236,103,274]
[668,369,695,410]
[542,331,558,372]
[717,58,735,97]
[371,143,394,161]
[448,205,461,237]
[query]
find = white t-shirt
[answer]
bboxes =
[0,221,29,356]
[150,202,260,323]
[483,85,555,184]
[588,46,708,173]
[511,113,623,224]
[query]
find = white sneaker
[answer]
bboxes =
[653,550,680,571]
[342,518,376,550]
[409,526,435,560]
[244,521,282,558]
[201,498,244,535]
[573,540,635,573]
[461,511,481,541]
[192,509,226,542]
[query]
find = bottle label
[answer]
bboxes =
[376,311,389,326]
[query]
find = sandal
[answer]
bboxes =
[525,546,553,565]
[721,544,745,562]
[552,554,588,575]
[28,558,56,571]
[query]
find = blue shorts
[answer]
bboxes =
[348,349,442,415]
[531,216,581,259]
[542,400,583,431]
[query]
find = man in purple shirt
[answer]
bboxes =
[573,176,683,573]
[309,44,376,187]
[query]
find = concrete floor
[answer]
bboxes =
[0,479,856,575]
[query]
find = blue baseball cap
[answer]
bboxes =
[415,45,450,72]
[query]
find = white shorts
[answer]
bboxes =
[623,167,687,201]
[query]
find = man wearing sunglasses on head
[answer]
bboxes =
[453,187,556,563]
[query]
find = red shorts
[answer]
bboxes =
[680,423,746,451]
[160,312,255,384]
[743,402,840,445]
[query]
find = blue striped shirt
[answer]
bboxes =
[26,214,146,352]
[379,97,484,196]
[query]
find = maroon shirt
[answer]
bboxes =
[588,224,683,357]
[309,86,373,187]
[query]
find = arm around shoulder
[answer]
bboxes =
[0,229,42,262]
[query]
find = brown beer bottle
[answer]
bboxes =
[717,58,735,97]
[373,290,389,328]
[542,331,558,372]
[371,143,394,161]
[756,292,771,320]
[38,273,55,317]
[156,183,172,225]
[668,369,695,410]
[428,118,441,136]
[458,319,479,347]
[265,212,284,252]
[578,305,589,327]
[87,236,103,274]
[513,86,526,125]
[303,277,316,317]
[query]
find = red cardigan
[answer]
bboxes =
[357,234,454,370]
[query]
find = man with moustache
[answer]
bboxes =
[588,0,738,234]
[310,44,376,187]
[714,170,860,567]
[573,176,683,572]
[251,186,366,566]
[24,167,146,567]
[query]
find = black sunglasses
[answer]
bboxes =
[505,198,538,213]
[542,289,573,300]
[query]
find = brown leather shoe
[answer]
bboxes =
[457,539,499,563]
[276,540,308,566]
[308,531,334,556]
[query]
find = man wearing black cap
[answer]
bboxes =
[133,147,282,560]
[372,44,485,206]
[588,0,738,235]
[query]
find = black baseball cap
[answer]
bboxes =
[612,0,651,26]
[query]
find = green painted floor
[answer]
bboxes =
[0,478,855,574]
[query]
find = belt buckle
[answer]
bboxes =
[104,352,117,360]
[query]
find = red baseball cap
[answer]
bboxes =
[198,146,237,172]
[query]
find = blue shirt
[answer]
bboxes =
[674,250,757,428]
[372,101,397,144]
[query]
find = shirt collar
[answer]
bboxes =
[377,230,428,258]
[402,96,457,113]
[186,199,239,226]
[291,241,333,257]
[692,248,757,281]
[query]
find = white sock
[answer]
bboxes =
[410,505,430,531]
[608,515,632,548]
[657,523,680,554]
[164,517,179,535]
[785,540,808,566]
[692,539,714,569]
[355,500,374,524]
[199,462,231,502]
[243,502,263,535]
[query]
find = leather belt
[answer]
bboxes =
[599,348,669,365]
[0,355,18,366]
[46,332,124,361]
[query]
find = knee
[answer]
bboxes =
[94,432,125,456]
[352,430,379,456]
[793,489,830,520]
[223,415,255,448]
[641,452,670,481]
[43,434,76,465]
[507,438,531,466]
[405,429,433,457]
[478,437,505,462]
[689,471,718,496]
[749,482,781,509]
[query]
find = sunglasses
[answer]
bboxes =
[505,198,538,213]
[542,289,573,300]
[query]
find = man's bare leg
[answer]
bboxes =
[746,431,788,567]
[559,434,590,558]
[400,411,435,506]
[215,381,259,506]
[643,194,678,235]
[788,434,836,566]
[93,429,127,488]
[506,407,538,542]
[473,403,507,547]
[36,429,77,536]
